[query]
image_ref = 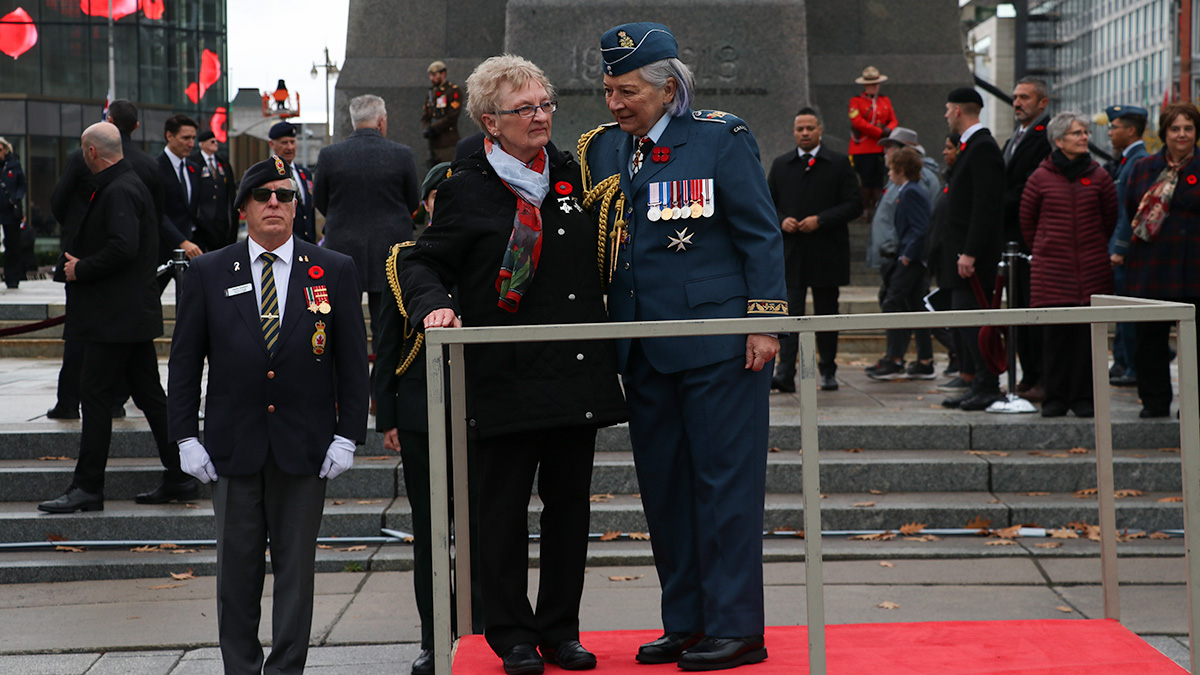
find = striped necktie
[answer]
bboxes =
[260,252,280,356]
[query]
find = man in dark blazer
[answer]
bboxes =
[315,94,420,366]
[940,87,1006,411]
[192,130,238,252]
[267,121,316,243]
[167,156,369,674]
[157,114,203,295]
[767,106,863,392]
[38,122,197,513]
[1106,104,1151,388]
[1002,77,1052,401]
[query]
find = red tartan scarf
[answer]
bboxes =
[485,138,549,313]
[1132,151,1193,243]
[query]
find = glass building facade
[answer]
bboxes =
[0,0,227,239]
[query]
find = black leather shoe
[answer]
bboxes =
[540,640,595,670]
[942,392,970,409]
[135,478,202,504]
[1109,373,1138,387]
[38,487,103,514]
[501,644,543,675]
[1041,400,1069,418]
[819,375,838,391]
[637,631,705,664]
[1072,402,1094,418]
[1140,407,1170,419]
[770,376,796,393]
[410,649,434,675]
[959,391,1003,411]
[678,636,767,671]
[45,406,79,420]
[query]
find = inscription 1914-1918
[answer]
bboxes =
[566,43,744,86]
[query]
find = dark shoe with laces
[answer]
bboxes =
[540,640,596,670]
[959,390,1004,411]
[637,631,705,664]
[905,360,937,380]
[410,649,434,675]
[770,375,796,393]
[501,644,543,675]
[135,478,202,504]
[38,487,103,514]
[1072,402,1095,418]
[46,405,80,420]
[1140,407,1170,419]
[867,359,906,380]
[937,376,970,392]
[678,635,767,671]
[1040,401,1069,418]
[820,375,839,391]
[1109,373,1138,387]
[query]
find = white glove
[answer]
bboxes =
[319,435,356,480]
[178,437,218,484]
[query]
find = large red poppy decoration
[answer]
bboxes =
[210,106,227,143]
[80,0,139,20]
[140,0,164,19]
[0,8,38,60]
[185,49,222,103]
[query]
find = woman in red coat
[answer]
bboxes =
[1020,111,1117,417]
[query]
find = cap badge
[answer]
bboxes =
[617,30,635,48]
[273,156,285,175]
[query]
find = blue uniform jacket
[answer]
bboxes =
[894,181,933,265]
[1110,142,1150,256]
[584,111,787,374]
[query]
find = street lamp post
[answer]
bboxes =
[311,46,340,145]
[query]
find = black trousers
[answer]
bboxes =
[2,220,24,287]
[397,429,484,650]
[778,285,839,378]
[1013,259,1044,386]
[54,337,129,412]
[72,341,186,493]
[213,453,326,675]
[477,426,596,656]
[367,291,382,391]
[880,259,932,360]
[951,287,999,392]
[1136,297,1200,414]
[1042,321,1094,408]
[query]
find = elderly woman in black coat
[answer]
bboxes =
[398,54,627,675]
[0,137,27,289]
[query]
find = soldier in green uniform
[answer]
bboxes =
[421,60,462,169]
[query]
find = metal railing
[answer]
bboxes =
[422,296,1199,674]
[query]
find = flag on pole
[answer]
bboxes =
[102,86,114,121]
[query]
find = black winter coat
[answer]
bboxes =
[64,160,162,343]
[937,128,1006,290]
[1001,114,1051,247]
[398,147,628,438]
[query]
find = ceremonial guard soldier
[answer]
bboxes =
[421,60,462,168]
[848,66,898,219]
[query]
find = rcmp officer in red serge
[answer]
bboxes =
[167,155,368,674]
[580,21,788,671]
[848,66,898,220]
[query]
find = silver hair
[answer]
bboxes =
[0,137,10,155]
[637,58,695,118]
[349,94,387,127]
[1046,110,1089,144]
[465,54,555,138]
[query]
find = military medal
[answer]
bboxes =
[671,182,682,219]
[703,179,715,218]
[678,181,691,220]
[659,183,674,221]
[689,179,703,218]
[648,182,662,221]
[667,227,694,252]
[305,285,332,314]
[312,321,327,355]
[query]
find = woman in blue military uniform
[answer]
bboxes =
[0,137,27,288]
[579,22,788,672]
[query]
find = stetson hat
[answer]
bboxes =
[855,66,888,85]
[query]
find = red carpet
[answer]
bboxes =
[453,620,1187,674]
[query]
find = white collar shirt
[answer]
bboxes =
[247,236,295,326]
[165,148,192,202]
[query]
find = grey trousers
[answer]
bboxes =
[213,454,326,675]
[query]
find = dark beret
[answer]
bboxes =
[1106,104,1148,122]
[197,130,215,143]
[947,87,984,107]
[422,162,453,200]
[234,155,294,209]
[601,22,678,77]
[268,121,297,140]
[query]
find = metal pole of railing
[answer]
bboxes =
[172,249,188,306]
[449,342,472,635]
[427,344,453,675]
[799,331,827,675]
[990,242,1036,413]
[1090,312,1119,619]
[1175,316,1200,675]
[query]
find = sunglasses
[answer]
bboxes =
[251,188,297,203]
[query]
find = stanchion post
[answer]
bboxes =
[449,342,473,634]
[1175,317,1200,675]
[799,330,827,675]
[1090,317,1119,619]
[172,248,188,306]
[426,340,454,675]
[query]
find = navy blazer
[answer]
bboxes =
[167,237,369,476]
[893,181,933,265]
[157,151,199,254]
[584,111,788,374]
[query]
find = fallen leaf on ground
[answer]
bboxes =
[1149,532,1172,539]
[985,540,1016,546]
[356,500,382,505]
[170,570,195,580]
[337,545,368,552]
[869,489,886,495]
[1055,606,1074,613]
[55,546,84,553]
[169,549,198,554]
[905,535,942,542]
[845,448,864,453]
[965,515,993,530]
[849,531,895,541]
[916,396,924,401]
[361,455,392,461]
[608,575,644,582]
[131,545,159,553]
[1114,489,1144,498]
[1068,447,1089,454]
[599,531,621,542]
[148,584,186,590]
[898,522,926,535]
[768,447,782,453]
[629,532,651,541]
[1066,521,1091,531]
[332,500,344,506]
[965,450,1010,457]
[589,494,614,503]
[1119,530,1146,541]
[877,601,901,610]
[317,544,333,550]
[1159,447,1181,453]
[1048,528,1079,539]
[38,456,72,461]
[792,531,805,539]
[1073,488,1098,498]
[1019,492,1051,496]
[879,561,895,568]
[1028,451,1069,458]
[45,534,67,542]
[852,502,877,508]
[1158,496,1184,502]
[631,493,641,499]
[995,525,1022,539]
[158,543,179,549]
[1034,542,1062,549]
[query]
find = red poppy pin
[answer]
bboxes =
[188,165,194,173]
[651,146,670,163]
[807,157,816,168]
[1035,125,1045,132]
[554,181,572,195]
[942,186,949,194]
[309,265,324,279]
[1189,175,1198,185]
[1081,178,1091,185]
[1120,157,1127,166]
[959,143,967,152]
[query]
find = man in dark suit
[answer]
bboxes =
[192,130,237,252]
[47,99,160,421]
[1002,77,1052,402]
[37,122,198,513]
[267,121,316,243]
[315,94,420,367]
[940,87,1006,411]
[157,114,203,295]
[767,106,863,392]
[1105,104,1151,388]
[167,156,369,674]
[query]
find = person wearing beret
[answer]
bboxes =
[191,129,238,252]
[939,87,1006,411]
[1105,104,1150,388]
[268,121,317,243]
[580,21,787,671]
[400,54,628,675]
[166,155,369,674]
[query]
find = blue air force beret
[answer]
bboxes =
[234,155,294,209]
[601,22,678,76]
[947,87,984,107]
[268,121,297,140]
[1106,105,1149,122]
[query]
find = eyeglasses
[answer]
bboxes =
[251,188,297,203]
[496,101,558,118]
[1064,129,1089,137]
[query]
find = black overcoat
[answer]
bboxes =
[937,128,1006,290]
[1001,114,1051,247]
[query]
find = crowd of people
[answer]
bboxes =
[21,17,1198,675]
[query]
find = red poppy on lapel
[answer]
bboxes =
[188,165,194,173]
[1035,125,1045,132]
[807,157,816,168]
[651,146,670,163]
[1189,175,1198,185]
[554,181,572,195]
[959,143,967,152]
[1120,156,1127,166]
[942,186,949,194]
[1081,178,1091,185]
[309,265,324,279]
